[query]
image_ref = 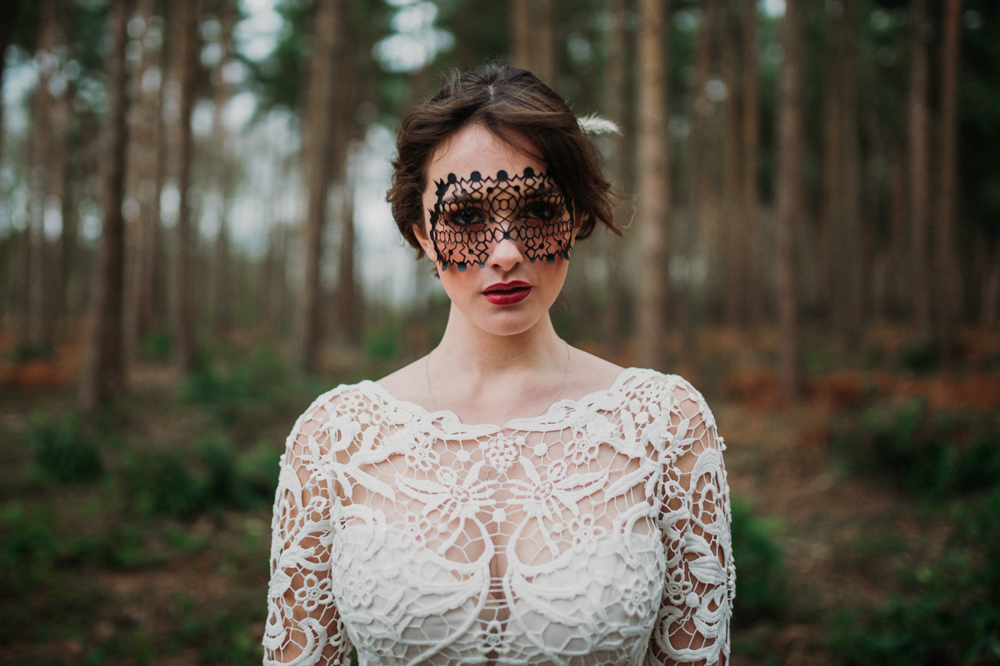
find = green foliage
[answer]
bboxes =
[831,488,1000,666]
[730,497,787,627]
[139,330,172,360]
[121,438,280,520]
[121,449,205,519]
[28,412,104,484]
[899,339,940,375]
[364,324,400,361]
[179,346,297,424]
[837,401,1000,499]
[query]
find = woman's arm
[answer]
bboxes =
[646,380,735,666]
[264,400,352,666]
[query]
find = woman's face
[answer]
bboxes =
[415,124,577,337]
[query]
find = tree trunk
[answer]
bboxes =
[0,4,18,329]
[775,0,804,398]
[935,0,963,362]
[298,0,341,373]
[839,0,863,333]
[721,0,743,325]
[80,0,130,411]
[212,0,236,339]
[601,0,627,350]
[908,0,931,334]
[635,0,670,371]
[508,0,555,82]
[741,0,762,324]
[337,188,360,345]
[0,1,18,175]
[171,0,199,375]
[123,0,164,366]
[691,0,721,321]
[28,0,59,351]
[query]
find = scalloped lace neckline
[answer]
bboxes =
[365,366,652,430]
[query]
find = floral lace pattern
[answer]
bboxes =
[264,369,734,666]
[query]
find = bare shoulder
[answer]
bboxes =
[564,346,627,399]
[375,356,433,407]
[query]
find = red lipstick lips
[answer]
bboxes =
[482,281,531,305]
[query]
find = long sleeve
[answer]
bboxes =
[646,380,735,666]
[264,398,352,666]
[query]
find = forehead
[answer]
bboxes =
[425,124,546,188]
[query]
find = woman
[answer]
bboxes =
[264,65,734,666]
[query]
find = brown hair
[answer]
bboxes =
[387,65,620,256]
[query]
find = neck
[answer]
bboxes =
[433,302,565,379]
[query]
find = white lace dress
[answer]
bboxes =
[263,368,734,666]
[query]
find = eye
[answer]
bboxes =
[446,206,485,227]
[522,201,559,222]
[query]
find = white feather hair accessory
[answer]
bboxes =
[577,113,621,136]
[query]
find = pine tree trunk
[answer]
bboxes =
[0,3,18,329]
[775,0,804,398]
[298,0,341,373]
[171,0,199,375]
[601,0,627,350]
[28,0,58,351]
[692,0,720,320]
[333,0,359,348]
[741,0,762,324]
[123,0,163,366]
[721,0,743,325]
[212,0,235,339]
[908,0,931,334]
[935,0,963,362]
[338,188,360,345]
[509,0,554,82]
[80,0,130,411]
[819,0,843,323]
[635,0,670,370]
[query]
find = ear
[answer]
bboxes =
[413,217,437,262]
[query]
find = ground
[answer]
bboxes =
[1,323,998,665]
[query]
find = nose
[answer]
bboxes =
[487,234,524,272]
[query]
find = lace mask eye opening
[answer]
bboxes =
[428,168,577,272]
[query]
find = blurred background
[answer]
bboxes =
[1,0,998,663]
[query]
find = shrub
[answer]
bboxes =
[731,496,787,626]
[179,346,294,424]
[120,438,280,519]
[831,489,1000,665]
[837,401,1000,499]
[28,412,103,484]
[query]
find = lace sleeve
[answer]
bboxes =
[264,396,353,666]
[646,379,735,666]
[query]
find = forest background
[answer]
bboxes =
[1,0,999,664]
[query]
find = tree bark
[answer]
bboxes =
[635,0,670,371]
[508,0,555,82]
[298,0,341,373]
[908,0,931,334]
[28,0,59,351]
[212,0,236,338]
[741,0,762,324]
[80,0,130,411]
[124,0,166,368]
[0,1,20,328]
[775,0,804,398]
[721,0,743,325]
[601,0,627,350]
[171,0,199,375]
[935,0,963,362]
[691,0,721,320]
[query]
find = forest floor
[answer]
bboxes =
[1,322,999,665]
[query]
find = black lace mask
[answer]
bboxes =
[427,167,575,271]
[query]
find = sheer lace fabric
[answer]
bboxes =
[264,369,734,666]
